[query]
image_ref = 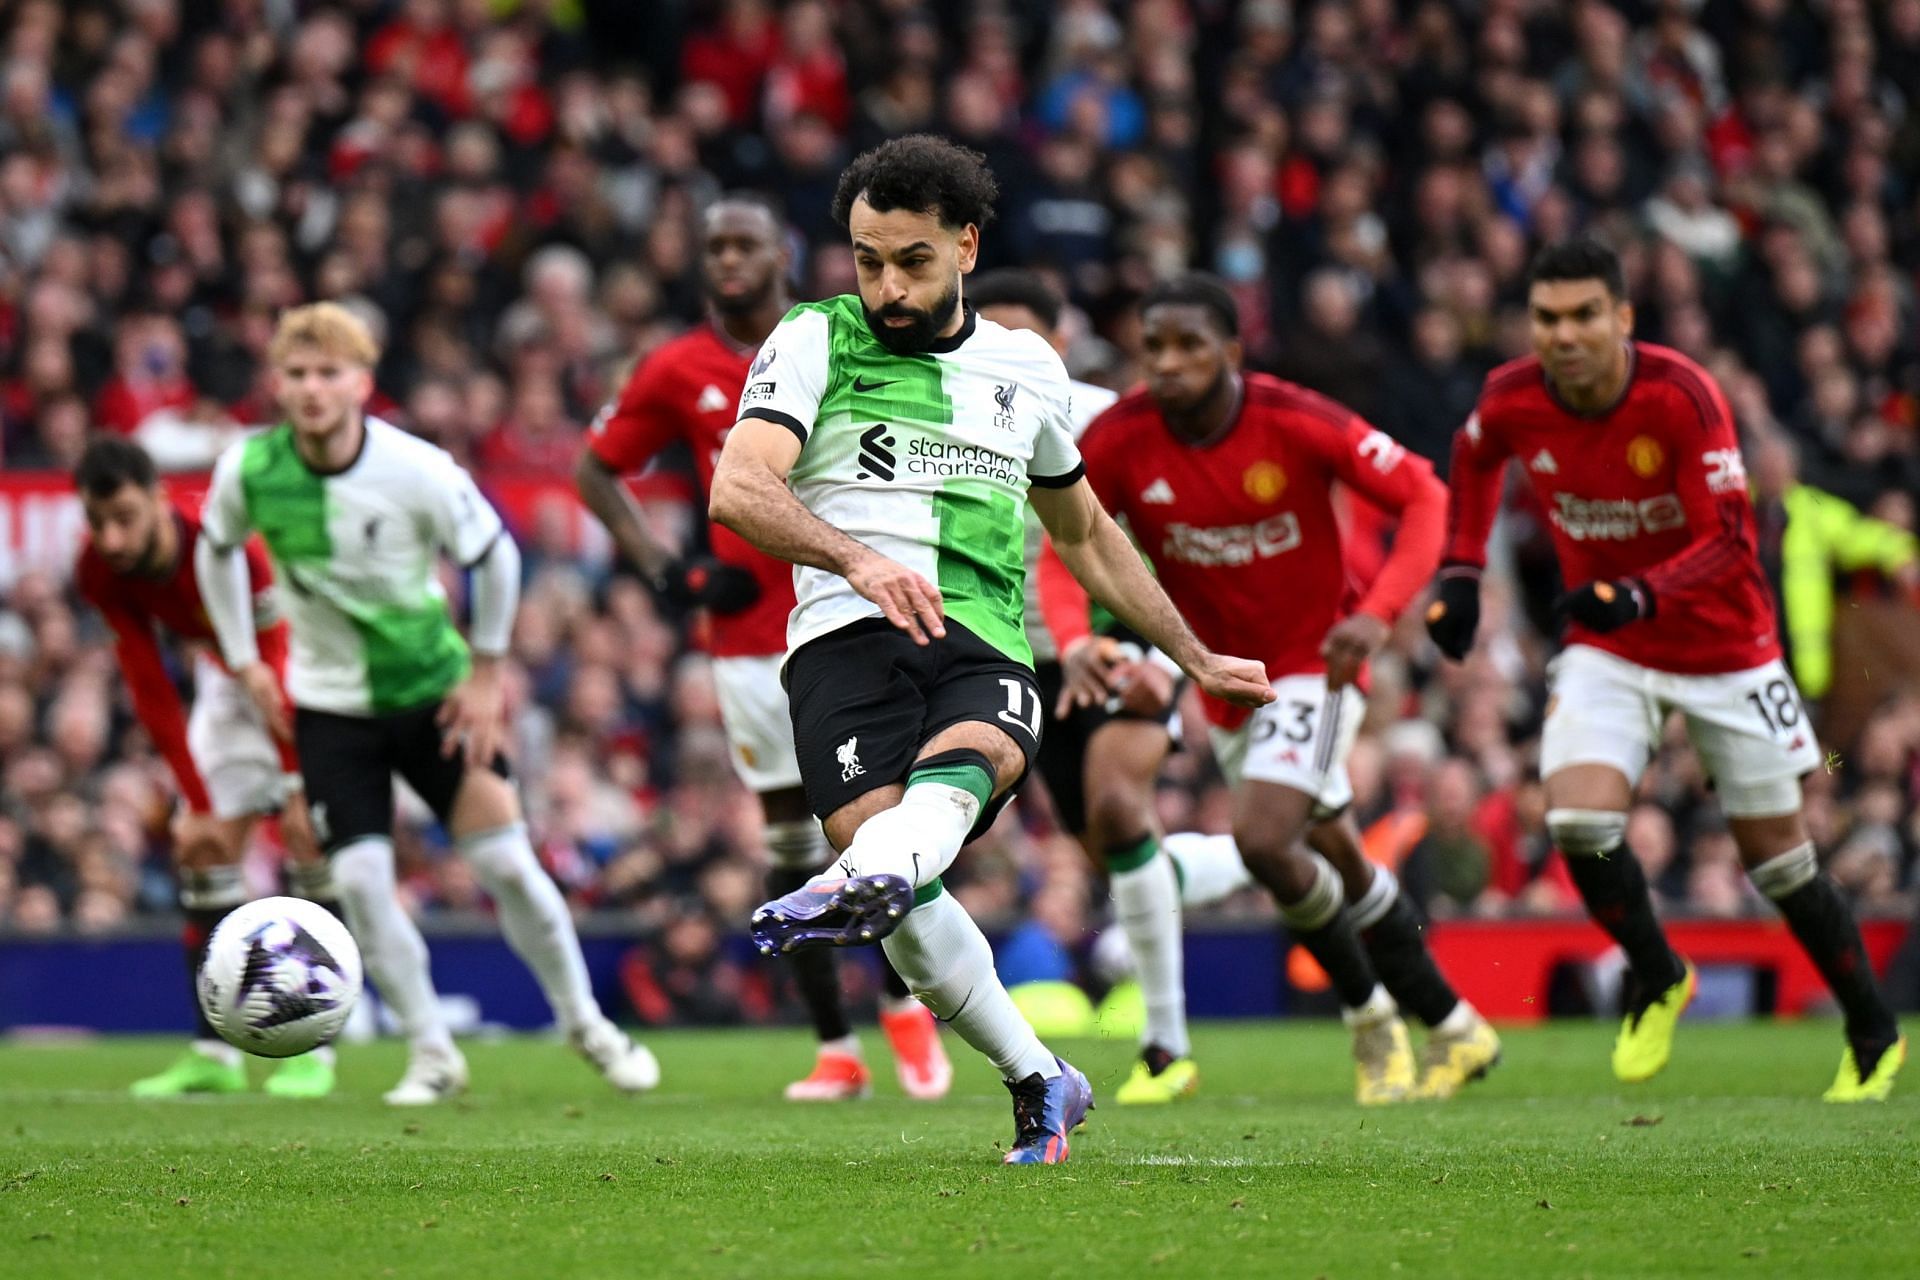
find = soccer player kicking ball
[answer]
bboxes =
[74,438,338,1099]
[1427,237,1904,1101]
[577,193,950,1103]
[711,137,1271,1164]
[1064,274,1497,1105]
[197,303,659,1105]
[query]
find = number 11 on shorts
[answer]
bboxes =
[998,677,1041,741]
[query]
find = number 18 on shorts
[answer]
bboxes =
[1541,645,1823,801]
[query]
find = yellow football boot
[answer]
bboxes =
[1823,1035,1906,1103]
[1612,962,1696,1083]
[1352,1012,1417,1105]
[1413,1008,1502,1100]
[1114,1053,1199,1105]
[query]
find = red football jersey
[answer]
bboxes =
[75,506,294,813]
[1080,374,1448,728]
[1447,342,1780,675]
[587,321,795,658]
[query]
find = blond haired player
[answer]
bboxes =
[197,304,658,1104]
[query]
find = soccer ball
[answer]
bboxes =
[197,896,362,1058]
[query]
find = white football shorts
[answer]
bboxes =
[187,654,290,819]
[1209,673,1365,817]
[712,653,804,792]
[1541,645,1823,811]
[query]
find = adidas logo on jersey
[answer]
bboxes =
[698,384,730,413]
[856,425,897,481]
[1141,478,1176,504]
[1529,449,1559,474]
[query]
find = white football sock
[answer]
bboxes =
[830,782,981,889]
[1110,848,1190,1058]
[1164,832,1256,908]
[331,837,453,1053]
[881,889,1057,1082]
[1349,864,1399,931]
[460,823,600,1033]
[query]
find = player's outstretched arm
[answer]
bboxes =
[575,450,761,614]
[575,449,675,582]
[1031,478,1273,709]
[710,418,948,644]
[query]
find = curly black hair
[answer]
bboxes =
[830,134,1000,231]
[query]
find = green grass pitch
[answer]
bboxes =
[1,1021,1914,1279]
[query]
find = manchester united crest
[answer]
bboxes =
[1242,460,1287,503]
[1626,435,1664,478]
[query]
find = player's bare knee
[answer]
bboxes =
[448,768,521,839]
[1544,764,1634,816]
[1545,808,1628,857]
[1232,825,1315,900]
[1725,799,1810,870]
[825,785,903,852]
[917,722,1024,791]
[1083,781,1153,854]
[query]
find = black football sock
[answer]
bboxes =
[1358,892,1462,1028]
[1752,845,1899,1074]
[1265,853,1381,1010]
[768,867,853,1043]
[1561,844,1687,998]
[1290,910,1382,1010]
[180,866,248,1042]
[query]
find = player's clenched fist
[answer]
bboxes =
[1188,652,1273,709]
[657,556,761,615]
[1056,634,1125,717]
[846,549,946,645]
[1424,563,1482,661]
[1321,612,1390,690]
[1554,578,1652,633]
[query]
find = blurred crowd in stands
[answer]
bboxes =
[1,0,1917,1017]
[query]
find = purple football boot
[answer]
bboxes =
[1002,1057,1093,1165]
[749,874,914,956]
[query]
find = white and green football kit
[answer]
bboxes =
[201,417,503,717]
[740,295,1086,668]
[738,296,1085,825]
[743,298,1098,1107]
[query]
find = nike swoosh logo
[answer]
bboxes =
[852,376,898,393]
